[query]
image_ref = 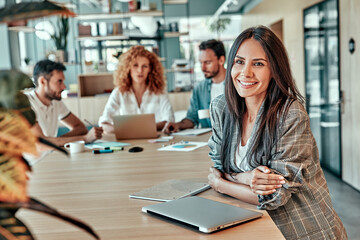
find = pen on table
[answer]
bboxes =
[104,147,124,151]
[84,119,95,127]
[93,147,124,154]
[93,149,113,154]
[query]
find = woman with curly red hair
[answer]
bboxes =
[99,46,174,133]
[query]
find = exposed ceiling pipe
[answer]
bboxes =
[208,0,238,26]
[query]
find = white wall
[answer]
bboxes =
[339,0,360,190]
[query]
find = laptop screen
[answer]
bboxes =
[113,113,158,140]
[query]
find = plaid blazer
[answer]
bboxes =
[208,94,347,240]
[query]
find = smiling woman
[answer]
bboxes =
[207,25,347,240]
[231,38,272,102]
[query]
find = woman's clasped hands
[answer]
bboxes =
[208,166,285,196]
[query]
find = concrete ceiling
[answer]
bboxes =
[72,0,262,17]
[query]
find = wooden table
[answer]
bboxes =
[17,134,284,240]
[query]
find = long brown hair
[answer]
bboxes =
[113,45,165,94]
[221,25,304,173]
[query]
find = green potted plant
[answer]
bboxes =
[207,17,231,39]
[51,16,69,62]
[0,70,99,239]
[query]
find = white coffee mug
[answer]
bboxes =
[64,141,85,154]
[198,109,210,119]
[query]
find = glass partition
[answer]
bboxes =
[304,0,341,176]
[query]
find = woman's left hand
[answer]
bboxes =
[248,166,285,195]
[208,167,223,192]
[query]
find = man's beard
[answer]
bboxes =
[45,88,62,101]
[203,66,219,79]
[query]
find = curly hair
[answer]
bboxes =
[113,45,165,94]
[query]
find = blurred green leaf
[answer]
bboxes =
[0,70,36,125]
[208,18,231,33]
[0,111,37,157]
[0,154,29,203]
[51,16,69,51]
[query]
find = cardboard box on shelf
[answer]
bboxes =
[78,25,91,36]
[112,23,123,35]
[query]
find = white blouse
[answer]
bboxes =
[235,141,251,172]
[98,88,174,126]
[210,81,225,101]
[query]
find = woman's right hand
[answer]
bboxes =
[208,167,223,193]
[162,122,180,134]
[247,166,285,195]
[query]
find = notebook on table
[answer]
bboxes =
[113,113,158,140]
[129,179,210,202]
[142,196,263,233]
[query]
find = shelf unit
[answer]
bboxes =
[163,31,189,38]
[75,8,164,74]
[8,26,35,32]
[76,35,129,41]
[163,0,188,4]
[74,0,191,94]
[161,0,192,91]
[76,10,163,20]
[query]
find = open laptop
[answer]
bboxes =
[142,196,263,233]
[113,113,158,140]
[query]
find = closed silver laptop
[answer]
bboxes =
[113,113,158,140]
[142,196,263,233]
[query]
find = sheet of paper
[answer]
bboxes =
[157,141,208,152]
[148,136,174,143]
[171,128,212,136]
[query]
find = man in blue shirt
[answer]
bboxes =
[163,39,226,134]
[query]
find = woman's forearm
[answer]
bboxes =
[156,121,166,131]
[223,167,284,196]
[216,177,259,205]
[224,171,251,185]
[101,122,114,134]
[209,167,281,205]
